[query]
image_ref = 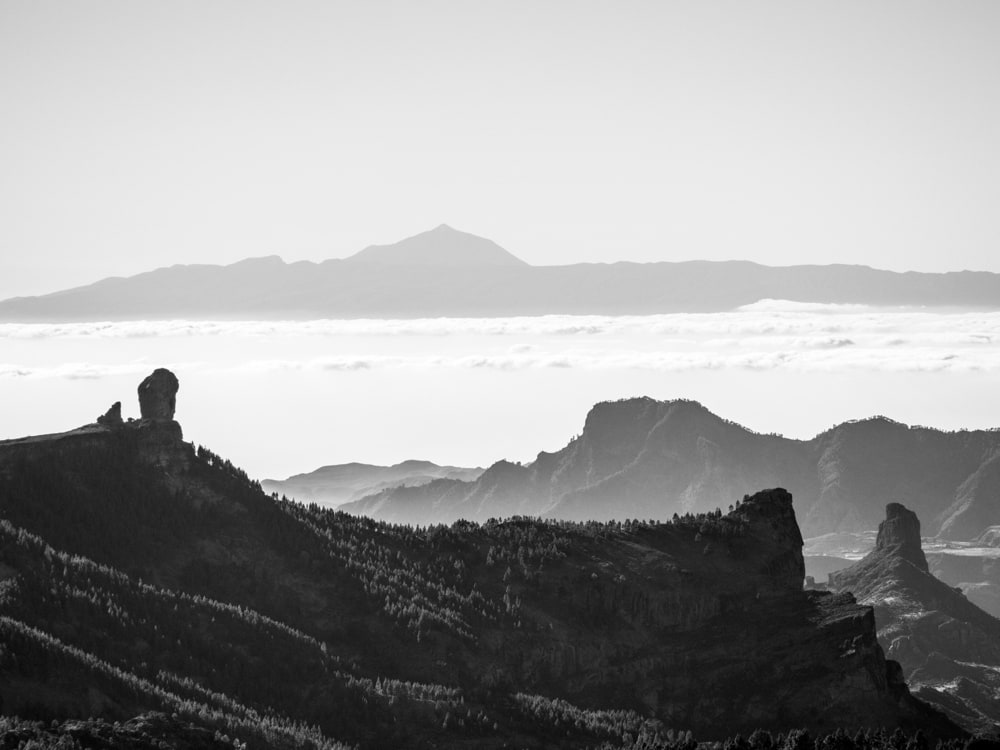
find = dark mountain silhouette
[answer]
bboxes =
[4,225,1000,320]
[0,371,962,746]
[341,398,1000,540]
[829,504,1000,734]
[261,460,483,508]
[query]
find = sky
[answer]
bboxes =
[3,1,1000,300]
[3,3,1000,481]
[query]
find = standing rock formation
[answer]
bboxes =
[875,502,929,572]
[96,401,123,427]
[830,503,1000,734]
[138,369,179,421]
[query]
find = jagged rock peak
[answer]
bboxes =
[138,368,179,421]
[876,502,928,572]
[96,401,122,427]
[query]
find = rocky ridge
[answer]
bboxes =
[341,398,1000,540]
[0,372,963,746]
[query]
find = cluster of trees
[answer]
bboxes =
[0,513,513,747]
[278,492,771,643]
[513,692,672,746]
[706,729,997,750]
[0,616,347,750]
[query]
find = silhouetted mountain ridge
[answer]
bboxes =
[261,459,483,508]
[4,225,1000,320]
[342,398,1000,540]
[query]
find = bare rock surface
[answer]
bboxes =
[138,368,179,421]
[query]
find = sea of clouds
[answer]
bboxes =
[1,304,999,379]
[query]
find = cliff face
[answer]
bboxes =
[0,375,961,746]
[830,504,1000,734]
[484,489,942,735]
[341,398,1000,541]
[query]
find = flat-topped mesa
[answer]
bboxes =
[138,368,179,421]
[877,502,928,572]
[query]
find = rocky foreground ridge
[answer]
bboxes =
[829,504,1000,734]
[0,372,961,748]
[341,397,1000,540]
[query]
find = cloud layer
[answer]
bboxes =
[3,307,1000,378]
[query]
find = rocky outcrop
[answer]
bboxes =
[875,503,928,572]
[477,489,956,738]
[96,401,123,427]
[138,368,179,421]
[0,370,187,481]
[829,503,1000,734]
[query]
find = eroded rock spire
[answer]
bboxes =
[138,368,179,421]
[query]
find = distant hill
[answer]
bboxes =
[3,224,1000,320]
[830,504,1000,734]
[347,224,527,267]
[341,398,1000,540]
[262,460,483,508]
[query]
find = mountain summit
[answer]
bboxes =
[346,224,527,267]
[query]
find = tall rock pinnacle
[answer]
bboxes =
[138,368,179,421]
[875,502,928,573]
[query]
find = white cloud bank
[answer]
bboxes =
[2,308,999,378]
[3,308,1000,341]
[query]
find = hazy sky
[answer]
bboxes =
[3,1,1000,299]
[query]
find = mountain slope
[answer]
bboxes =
[4,226,1000,320]
[0,371,961,746]
[341,398,1000,540]
[829,504,1000,734]
[262,460,483,508]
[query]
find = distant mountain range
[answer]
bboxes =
[340,397,1000,540]
[262,460,483,508]
[3,224,1000,321]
